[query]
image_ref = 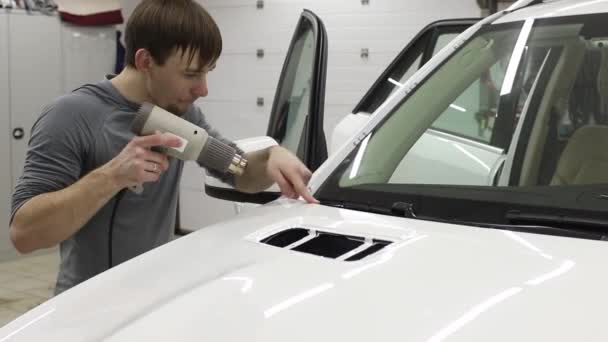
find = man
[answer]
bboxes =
[9,0,317,295]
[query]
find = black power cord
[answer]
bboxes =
[108,189,127,269]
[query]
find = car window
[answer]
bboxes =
[326,14,608,191]
[512,39,608,186]
[430,58,507,144]
[354,23,477,116]
[432,32,460,56]
[268,21,315,157]
[280,31,314,155]
[386,31,468,106]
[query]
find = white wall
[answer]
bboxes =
[120,0,482,230]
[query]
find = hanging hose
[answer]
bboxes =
[107,189,127,269]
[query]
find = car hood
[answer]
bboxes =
[2,200,608,341]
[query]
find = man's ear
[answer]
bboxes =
[134,48,153,72]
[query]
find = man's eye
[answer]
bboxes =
[185,73,201,79]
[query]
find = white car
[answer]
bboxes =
[5,0,608,340]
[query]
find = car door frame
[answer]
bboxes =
[201,9,329,208]
[266,9,328,172]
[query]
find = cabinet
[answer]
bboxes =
[0,10,116,260]
[9,12,63,187]
[0,13,14,260]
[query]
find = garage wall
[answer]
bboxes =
[120,0,482,230]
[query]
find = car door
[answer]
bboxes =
[202,9,328,207]
[266,9,328,173]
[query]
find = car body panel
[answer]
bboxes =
[497,0,608,24]
[2,202,608,341]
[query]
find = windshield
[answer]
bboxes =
[317,13,608,227]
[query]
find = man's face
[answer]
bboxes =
[145,48,215,116]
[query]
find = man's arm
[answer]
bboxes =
[234,145,318,203]
[10,133,181,254]
[234,147,274,193]
[189,107,317,203]
[10,168,122,253]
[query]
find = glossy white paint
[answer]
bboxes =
[1,202,607,341]
[497,0,608,23]
[329,112,371,155]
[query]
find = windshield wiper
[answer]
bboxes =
[319,199,393,215]
[422,210,608,241]
[320,199,608,241]
[455,219,608,241]
[506,210,608,228]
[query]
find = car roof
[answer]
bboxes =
[494,0,608,24]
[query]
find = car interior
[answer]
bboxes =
[338,18,608,190]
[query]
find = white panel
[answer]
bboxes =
[9,13,62,188]
[0,14,18,261]
[195,100,269,139]
[206,53,283,102]
[61,23,116,92]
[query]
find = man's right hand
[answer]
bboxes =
[103,132,183,189]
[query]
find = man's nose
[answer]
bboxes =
[193,77,208,98]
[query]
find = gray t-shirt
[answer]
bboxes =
[10,78,237,295]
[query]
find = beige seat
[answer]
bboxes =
[551,125,608,185]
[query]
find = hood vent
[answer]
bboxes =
[260,228,392,261]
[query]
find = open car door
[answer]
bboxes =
[204,9,328,204]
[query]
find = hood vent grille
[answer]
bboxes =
[260,228,392,261]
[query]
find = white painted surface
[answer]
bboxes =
[0,202,607,341]
[61,24,116,92]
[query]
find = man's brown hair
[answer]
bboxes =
[125,0,222,69]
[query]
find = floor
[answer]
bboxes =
[0,250,58,327]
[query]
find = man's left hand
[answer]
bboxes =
[266,146,319,204]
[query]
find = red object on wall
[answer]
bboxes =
[59,9,123,26]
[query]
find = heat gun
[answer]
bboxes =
[129,102,247,193]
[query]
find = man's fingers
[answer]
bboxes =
[133,133,164,148]
[284,168,318,204]
[159,132,183,148]
[134,132,182,148]
[270,168,295,198]
[139,167,160,183]
[141,150,170,171]
[144,161,162,174]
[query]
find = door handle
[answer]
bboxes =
[12,127,24,140]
